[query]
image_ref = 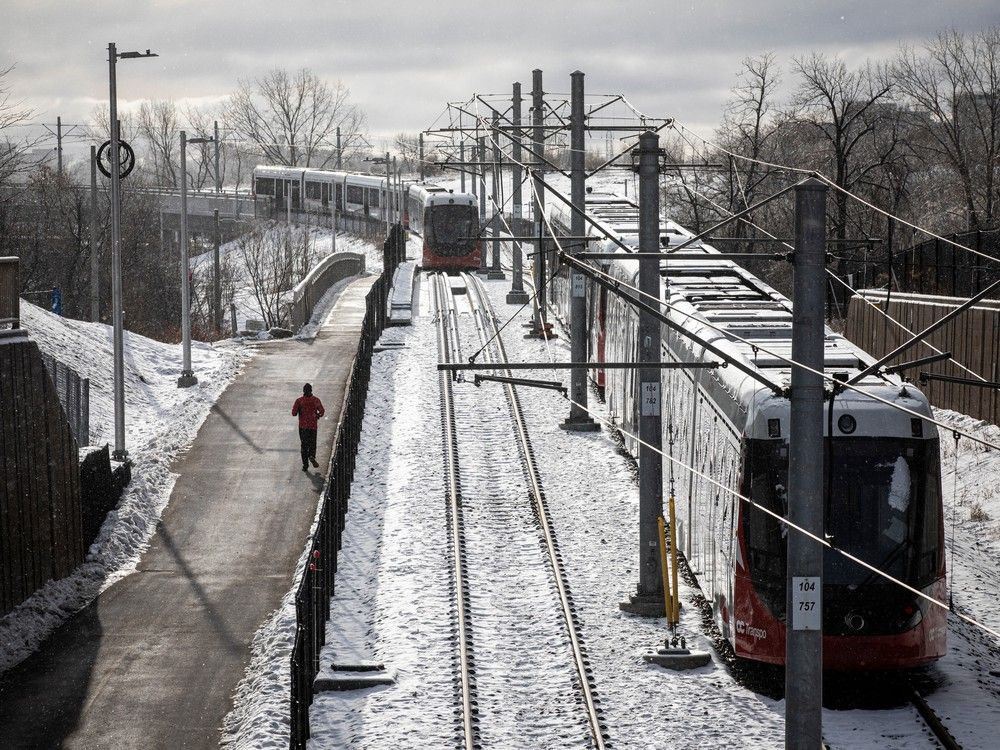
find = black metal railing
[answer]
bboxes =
[289,223,405,749]
[41,352,90,447]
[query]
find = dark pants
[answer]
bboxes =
[299,428,317,467]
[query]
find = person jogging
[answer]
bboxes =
[291,383,325,471]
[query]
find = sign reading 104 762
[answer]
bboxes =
[640,381,660,417]
[792,576,821,631]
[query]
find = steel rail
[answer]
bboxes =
[433,275,477,750]
[464,273,608,750]
[908,685,962,750]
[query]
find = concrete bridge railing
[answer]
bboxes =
[287,252,366,331]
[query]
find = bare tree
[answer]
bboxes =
[137,99,180,187]
[183,104,219,190]
[238,223,311,327]
[0,64,41,187]
[393,132,421,173]
[717,53,784,252]
[227,68,366,168]
[792,53,896,246]
[895,28,1000,230]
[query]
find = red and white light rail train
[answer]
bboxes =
[548,191,946,671]
[252,165,481,271]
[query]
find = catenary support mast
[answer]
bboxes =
[620,131,665,615]
[785,178,827,748]
[562,70,598,431]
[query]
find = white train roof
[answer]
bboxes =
[551,190,936,439]
[252,166,476,205]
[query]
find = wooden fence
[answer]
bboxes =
[1,336,83,617]
[0,257,18,328]
[845,290,1000,425]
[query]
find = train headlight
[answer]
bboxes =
[837,414,857,434]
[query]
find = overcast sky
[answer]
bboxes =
[3,0,999,149]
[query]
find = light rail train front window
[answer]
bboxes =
[825,439,940,587]
[428,206,478,255]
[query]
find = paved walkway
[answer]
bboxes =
[0,276,376,749]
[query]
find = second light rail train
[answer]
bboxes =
[252,165,481,271]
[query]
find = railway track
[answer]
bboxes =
[433,271,609,749]
[433,273,477,749]
[908,685,962,749]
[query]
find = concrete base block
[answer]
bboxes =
[506,291,530,305]
[643,648,712,670]
[619,592,666,618]
[314,663,396,692]
[176,373,198,388]
[524,323,558,340]
[560,416,600,432]
[487,271,506,280]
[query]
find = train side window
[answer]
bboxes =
[255,177,275,196]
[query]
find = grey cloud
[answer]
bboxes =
[3,0,998,138]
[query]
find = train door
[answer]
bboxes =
[321,183,330,210]
[336,182,344,212]
[594,286,607,388]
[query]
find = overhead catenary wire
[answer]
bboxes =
[670,118,1000,266]
[568,254,1000,453]
[551,392,1000,641]
[663,164,994,387]
[471,104,1000,447]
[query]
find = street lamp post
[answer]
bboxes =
[107,42,157,460]
[178,132,214,387]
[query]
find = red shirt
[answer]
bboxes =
[292,395,325,430]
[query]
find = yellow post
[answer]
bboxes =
[668,494,681,626]
[657,514,673,623]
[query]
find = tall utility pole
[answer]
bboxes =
[528,68,548,335]
[213,120,221,193]
[336,126,343,169]
[785,178,827,749]
[419,133,425,180]
[384,151,391,235]
[110,53,125,454]
[488,111,505,280]
[507,81,529,304]
[177,131,197,388]
[106,43,157,459]
[478,135,488,274]
[213,209,222,333]
[56,116,63,176]
[562,70,598,431]
[459,139,466,193]
[620,131,665,616]
[392,156,398,224]
[90,145,100,322]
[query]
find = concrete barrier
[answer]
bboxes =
[288,251,366,331]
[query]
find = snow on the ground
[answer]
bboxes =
[921,410,1000,748]
[298,265,1000,749]
[0,301,247,673]
[190,222,382,333]
[305,275,784,748]
[219,271,382,750]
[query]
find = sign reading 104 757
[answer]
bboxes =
[792,576,821,631]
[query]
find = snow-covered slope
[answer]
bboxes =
[0,302,247,672]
